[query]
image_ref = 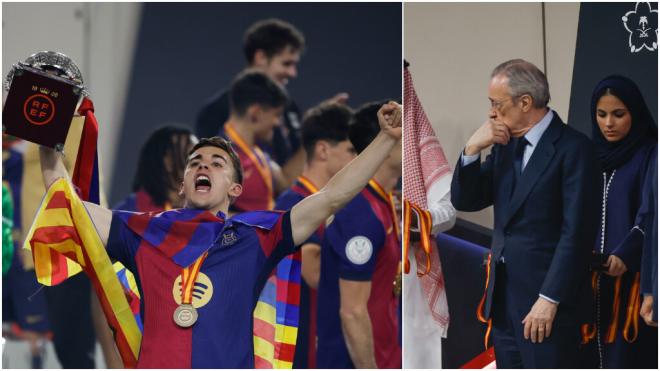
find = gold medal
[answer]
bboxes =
[173,304,198,327]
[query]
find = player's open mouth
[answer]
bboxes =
[195,174,212,192]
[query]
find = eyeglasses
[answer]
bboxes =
[489,97,516,111]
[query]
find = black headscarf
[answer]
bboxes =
[591,75,657,171]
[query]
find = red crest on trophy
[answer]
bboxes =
[2,52,87,149]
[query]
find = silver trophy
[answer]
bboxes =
[4,51,89,97]
[3,51,89,151]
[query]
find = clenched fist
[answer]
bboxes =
[377,101,402,140]
[464,118,511,156]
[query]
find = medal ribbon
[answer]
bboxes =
[72,97,100,203]
[580,271,641,345]
[225,123,274,209]
[368,179,403,304]
[297,175,320,194]
[580,271,599,344]
[402,200,432,275]
[605,275,622,343]
[622,272,641,343]
[368,179,400,240]
[181,252,208,305]
[476,253,493,350]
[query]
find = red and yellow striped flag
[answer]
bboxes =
[24,178,142,367]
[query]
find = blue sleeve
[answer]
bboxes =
[254,211,296,290]
[305,229,323,247]
[275,190,322,247]
[255,210,295,261]
[325,195,385,281]
[641,146,658,295]
[106,211,142,269]
[451,145,498,212]
[613,144,657,273]
[274,190,301,212]
[112,193,136,211]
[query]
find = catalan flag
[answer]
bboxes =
[24,178,142,367]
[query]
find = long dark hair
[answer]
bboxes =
[132,125,194,206]
[590,75,657,171]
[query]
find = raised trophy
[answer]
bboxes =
[3,51,89,150]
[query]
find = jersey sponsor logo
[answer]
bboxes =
[345,236,373,265]
[172,272,214,308]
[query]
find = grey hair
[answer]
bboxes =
[491,59,550,108]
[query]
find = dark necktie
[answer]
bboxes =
[512,136,529,191]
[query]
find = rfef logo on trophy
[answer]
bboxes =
[622,2,658,53]
[2,52,86,149]
[24,93,56,125]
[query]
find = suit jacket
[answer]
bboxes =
[451,113,599,323]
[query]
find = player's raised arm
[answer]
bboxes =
[39,146,112,245]
[290,101,401,246]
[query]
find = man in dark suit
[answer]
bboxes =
[450,59,599,368]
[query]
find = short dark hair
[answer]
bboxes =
[243,18,305,64]
[302,102,353,161]
[229,70,288,117]
[349,100,391,154]
[133,125,194,206]
[188,136,243,185]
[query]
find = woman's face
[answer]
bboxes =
[596,94,632,142]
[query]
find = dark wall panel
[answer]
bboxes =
[111,2,402,204]
[569,2,658,136]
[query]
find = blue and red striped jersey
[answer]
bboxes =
[106,208,294,368]
[317,184,401,368]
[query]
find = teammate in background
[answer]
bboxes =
[220,70,288,213]
[316,101,402,369]
[274,102,356,367]
[196,18,348,187]
[114,126,198,211]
